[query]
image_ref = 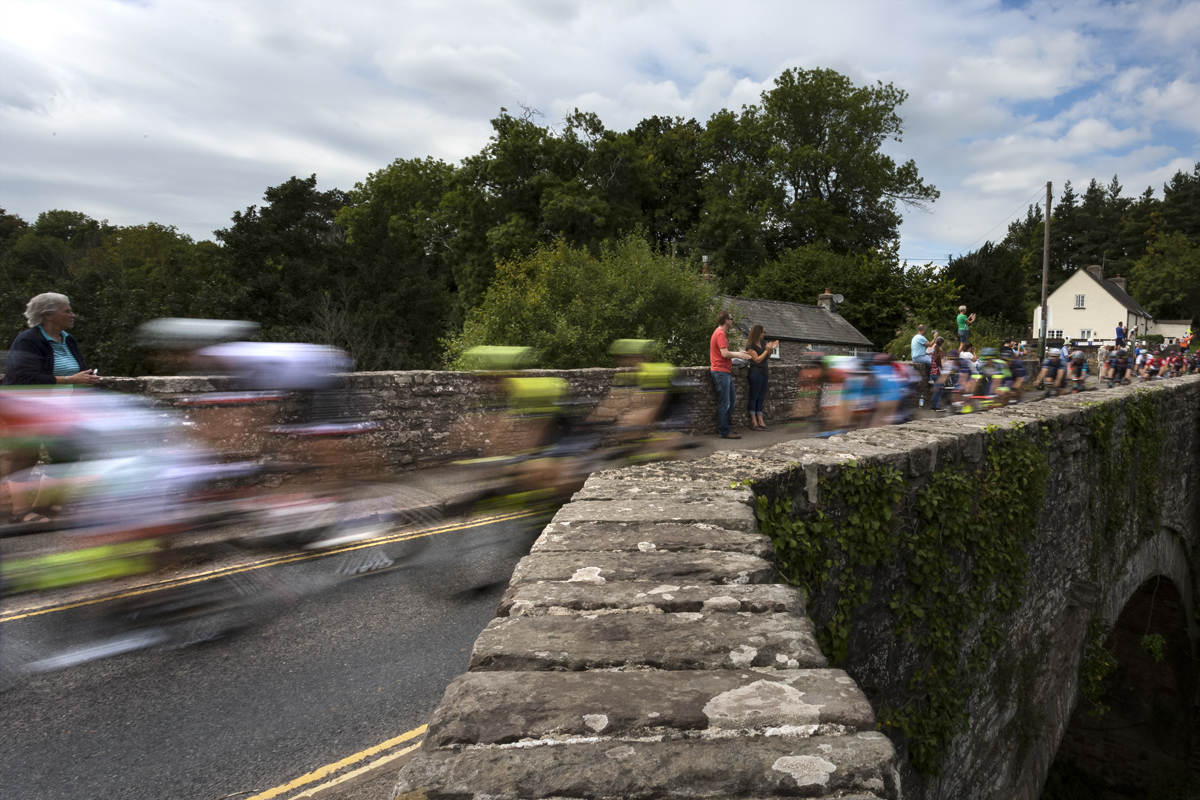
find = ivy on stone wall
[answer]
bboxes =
[1079,617,1116,717]
[757,461,904,664]
[1081,391,1166,716]
[757,423,1049,776]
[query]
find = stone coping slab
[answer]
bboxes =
[497,582,804,617]
[552,498,756,533]
[531,521,772,558]
[509,551,774,587]
[395,732,898,800]
[425,669,875,746]
[469,612,826,672]
[571,476,755,506]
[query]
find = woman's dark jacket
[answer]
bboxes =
[1,327,88,386]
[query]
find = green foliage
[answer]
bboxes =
[1078,393,1164,719]
[1139,633,1166,663]
[948,164,1200,327]
[690,67,938,292]
[884,312,1019,359]
[944,241,1028,328]
[440,108,658,310]
[757,460,904,664]
[745,242,958,349]
[1127,394,1164,539]
[1,212,245,376]
[757,425,1049,775]
[5,75,944,371]
[760,69,939,252]
[1079,617,1116,717]
[1129,229,1200,322]
[449,235,716,369]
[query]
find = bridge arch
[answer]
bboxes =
[1041,530,1197,798]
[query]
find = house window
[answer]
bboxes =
[1080,329,1092,340]
[1047,330,1063,340]
[1074,294,1085,309]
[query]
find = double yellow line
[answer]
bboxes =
[245,724,428,800]
[1,509,538,623]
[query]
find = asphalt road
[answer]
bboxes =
[0,381,1091,800]
[0,513,544,800]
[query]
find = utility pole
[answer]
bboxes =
[1039,181,1052,360]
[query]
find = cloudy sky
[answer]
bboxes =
[1,0,1197,263]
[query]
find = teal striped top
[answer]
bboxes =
[39,325,81,377]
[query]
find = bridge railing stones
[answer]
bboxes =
[392,477,901,798]
[394,375,1199,800]
[104,364,803,471]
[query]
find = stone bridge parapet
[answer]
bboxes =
[394,476,901,799]
[103,365,803,469]
[393,375,1199,800]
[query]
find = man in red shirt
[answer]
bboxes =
[710,310,751,438]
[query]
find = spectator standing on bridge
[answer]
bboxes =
[929,337,947,411]
[956,306,975,346]
[710,310,750,439]
[2,292,101,525]
[744,324,778,432]
[1115,322,1125,349]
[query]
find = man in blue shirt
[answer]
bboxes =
[911,325,932,366]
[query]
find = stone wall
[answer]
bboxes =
[393,376,1198,800]
[735,376,1199,798]
[393,476,902,799]
[104,365,805,470]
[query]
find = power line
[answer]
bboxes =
[949,186,1046,261]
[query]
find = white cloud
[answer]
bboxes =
[0,0,1195,259]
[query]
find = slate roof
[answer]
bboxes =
[718,295,874,347]
[1077,269,1153,319]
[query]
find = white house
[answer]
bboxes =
[1148,319,1193,345]
[1032,265,1152,344]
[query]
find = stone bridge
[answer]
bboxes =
[392,376,1199,800]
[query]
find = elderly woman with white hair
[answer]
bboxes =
[2,293,99,525]
[2,292,100,388]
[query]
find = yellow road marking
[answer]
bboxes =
[292,741,423,799]
[244,725,426,800]
[1,510,538,622]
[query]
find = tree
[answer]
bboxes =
[336,157,457,369]
[66,224,240,374]
[440,108,656,311]
[452,236,715,369]
[761,68,939,253]
[1,210,115,363]
[690,68,938,293]
[742,242,956,349]
[1158,163,1200,240]
[944,240,1027,327]
[687,107,776,291]
[947,167,1200,328]
[627,116,706,252]
[214,175,350,338]
[1129,231,1200,322]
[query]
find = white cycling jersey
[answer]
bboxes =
[197,342,352,391]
